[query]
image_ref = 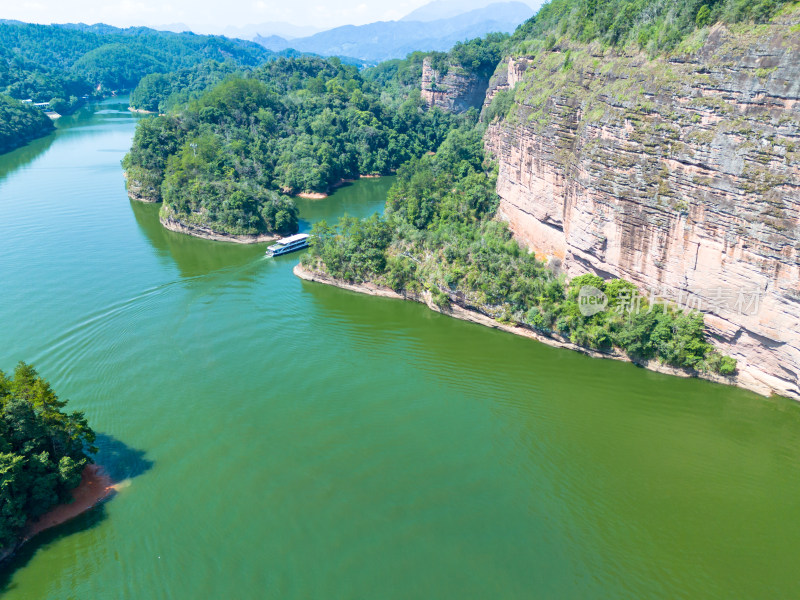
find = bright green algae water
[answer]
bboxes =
[1,99,799,599]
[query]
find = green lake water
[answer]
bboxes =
[1,98,799,599]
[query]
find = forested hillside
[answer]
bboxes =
[129,60,244,113]
[123,56,467,238]
[0,363,96,550]
[122,0,799,384]
[298,2,786,377]
[0,95,54,154]
[0,21,276,117]
[364,33,509,104]
[509,0,795,53]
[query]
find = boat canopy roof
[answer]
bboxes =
[273,233,310,246]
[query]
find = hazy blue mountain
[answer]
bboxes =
[154,22,321,40]
[254,2,533,62]
[222,23,320,39]
[401,0,509,21]
[150,22,193,33]
[255,34,292,51]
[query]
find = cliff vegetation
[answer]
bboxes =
[481,0,799,398]
[510,0,796,55]
[301,123,737,375]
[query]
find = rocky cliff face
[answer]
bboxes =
[421,57,488,113]
[484,15,800,400]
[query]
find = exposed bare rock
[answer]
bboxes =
[123,168,162,203]
[160,214,278,244]
[485,16,800,399]
[421,57,489,113]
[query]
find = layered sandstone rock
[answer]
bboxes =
[420,57,488,113]
[484,17,800,399]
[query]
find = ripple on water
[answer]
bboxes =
[3,103,800,600]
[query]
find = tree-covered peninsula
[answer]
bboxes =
[121,0,790,378]
[123,56,469,239]
[0,363,97,551]
[0,95,55,153]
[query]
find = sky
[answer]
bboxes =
[0,0,540,31]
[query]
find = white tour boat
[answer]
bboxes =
[265,233,311,257]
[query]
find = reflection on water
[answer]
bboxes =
[3,93,800,600]
[0,504,109,594]
[129,176,395,279]
[292,177,393,223]
[129,201,265,278]
[0,134,56,182]
[0,433,152,594]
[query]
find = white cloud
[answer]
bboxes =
[2,0,442,29]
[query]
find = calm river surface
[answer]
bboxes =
[1,98,799,599]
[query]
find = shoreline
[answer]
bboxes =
[1,464,117,564]
[128,106,157,114]
[292,264,770,397]
[294,174,383,199]
[0,125,55,156]
[122,171,159,203]
[127,189,159,203]
[124,189,280,243]
[159,215,279,244]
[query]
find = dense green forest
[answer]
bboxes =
[120,5,750,369]
[0,21,277,116]
[0,95,54,154]
[123,56,466,237]
[297,7,753,374]
[510,0,796,54]
[302,124,736,375]
[129,60,245,113]
[0,363,97,550]
[0,20,291,155]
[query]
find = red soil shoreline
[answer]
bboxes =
[24,464,116,541]
[295,174,383,199]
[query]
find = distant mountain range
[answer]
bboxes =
[401,0,516,22]
[155,22,321,40]
[253,2,533,62]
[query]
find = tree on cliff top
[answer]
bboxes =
[511,0,797,53]
[0,363,96,549]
